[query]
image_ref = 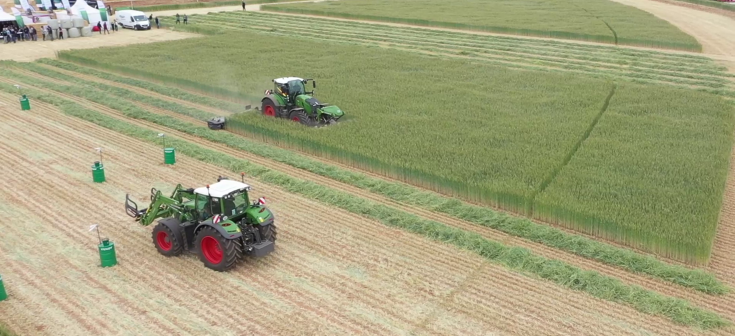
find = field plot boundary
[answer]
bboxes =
[7,60,732,299]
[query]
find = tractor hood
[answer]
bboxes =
[319,105,344,119]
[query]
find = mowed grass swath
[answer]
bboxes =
[265,0,701,50]
[536,85,735,264]
[59,31,735,263]
[166,12,733,95]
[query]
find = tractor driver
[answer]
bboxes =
[276,83,288,97]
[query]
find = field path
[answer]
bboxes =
[0,91,710,335]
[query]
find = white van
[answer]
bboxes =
[115,10,151,30]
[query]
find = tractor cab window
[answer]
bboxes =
[287,80,305,103]
[222,192,248,216]
[198,195,221,220]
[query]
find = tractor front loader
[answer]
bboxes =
[125,176,276,272]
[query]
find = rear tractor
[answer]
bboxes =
[125,175,276,272]
[261,77,344,126]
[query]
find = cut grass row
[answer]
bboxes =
[58,31,735,264]
[117,0,289,12]
[264,0,702,51]
[215,11,721,71]
[171,13,733,92]
[204,13,725,80]
[15,59,730,295]
[0,75,727,329]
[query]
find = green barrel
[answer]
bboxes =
[0,274,7,301]
[98,239,117,267]
[19,95,30,111]
[91,161,106,183]
[164,148,176,165]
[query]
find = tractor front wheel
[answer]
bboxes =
[195,227,243,271]
[152,223,183,256]
[262,99,277,118]
[289,110,316,127]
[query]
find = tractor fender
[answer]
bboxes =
[158,217,184,245]
[262,95,284,107]
[194,222,243,240]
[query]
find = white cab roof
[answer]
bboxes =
[194,180,251,198]
[274,77,304,84]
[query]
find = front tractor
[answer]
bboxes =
[261,77,344,126]
[125,176,276,272]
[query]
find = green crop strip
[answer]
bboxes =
[0,77,728,329]
[119,0,291,12]
[262,5,701,51]
[11,61,729,295]
[0,324,15,336]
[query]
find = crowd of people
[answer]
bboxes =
[2,19,121,44]
[2,25,38,43]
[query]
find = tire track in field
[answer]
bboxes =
[0,92,714,334]
[6,75,735,324]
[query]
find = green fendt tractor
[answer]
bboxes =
[261,77,344,126]
[125,175,276,272]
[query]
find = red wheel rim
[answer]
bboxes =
[201,236,223,264]
[291,116,300,122]
[157,231,172,251]
[264,105,275,117]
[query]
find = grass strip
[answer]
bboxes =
[670,0,735,11]
[9,62,728,295]
[0,78,728,329]
[120,0,289,12]
[0,324,14,336]
[263,6,701,51]
[38,59,243,113]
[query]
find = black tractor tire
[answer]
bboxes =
[195,226,243,272]
[152,223,183,257]
[261,99,278,118]
[289,110,317,127]
[260,224,277,242]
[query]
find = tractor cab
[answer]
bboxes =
[193,179,252,219]
[273,77,313,105]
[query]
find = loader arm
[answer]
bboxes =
[126,184,191,226]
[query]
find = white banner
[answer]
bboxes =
[40,0,52,10]
[18,0,31,11]
[61,0,70,9]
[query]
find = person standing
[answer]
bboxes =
[97,21,102,34]
[58,27,63,39]
[103,22,109,34]
[175,13,180,24]
[183,14,188,24]
[242,0,246,11]
[23,26,30,41]
[30,26,37,41]
[155,16,159,29]
[41,25,46,40]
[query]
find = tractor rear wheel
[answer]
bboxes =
[260,224,277,242]
[151,223,183,256]
[195,227,242,271]
[261,99,277,118]
[289,110,316,127]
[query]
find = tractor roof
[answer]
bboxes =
[274,77,304,84]
[194,180,251,198]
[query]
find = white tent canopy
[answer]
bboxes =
[70,0,103,25]
[0,11,14,22]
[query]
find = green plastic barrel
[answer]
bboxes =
[98,239,117,267]
[164,148,176,165]
[91,161,106,183]
[19,95,30,111]
[0,274,7,301]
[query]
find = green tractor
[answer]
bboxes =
[261,77,344,126]
[125,175,276,272]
